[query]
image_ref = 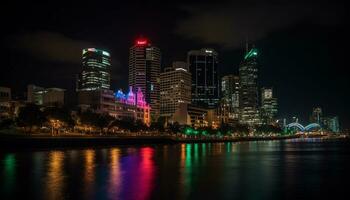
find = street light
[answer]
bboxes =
[50,119,61,136]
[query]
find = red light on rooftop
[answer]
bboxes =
[136,39,148,45]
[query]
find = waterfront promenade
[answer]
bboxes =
[0,131,345,149]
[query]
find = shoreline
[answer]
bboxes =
[0,133,347,151]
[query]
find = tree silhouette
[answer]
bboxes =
[17,104,45,133]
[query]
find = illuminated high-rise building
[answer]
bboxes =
[128,38,161,120]
[77,48,112,113]
[187,48,219,109]
[239,47,260,125]
[78,48,111,91]
[221,75,240,120]
[260,87,278,124]
[160,61,191,118]
[323,116,340,133]
[310,107,322,124]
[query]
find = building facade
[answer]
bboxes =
[77,89,115,114]
[78,48,111,91]
[129,38,161,121]
[187,48,219,109]
[27,85,65,106]
[260,87,278,124]
[239,47,260,125]
[221,75,240,121]
[0,87,12,119]
[114,87,151,125]
[160,61,191,118]
[77,48,112,110]
[0,87,11,102]
[323,116,340,133]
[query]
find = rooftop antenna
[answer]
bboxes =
[245,37,249,54]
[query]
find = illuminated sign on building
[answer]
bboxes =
[136,39,148,45]
[102,51,110,57]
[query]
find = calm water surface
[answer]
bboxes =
[1,138,350,200]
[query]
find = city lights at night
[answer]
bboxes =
[0,1,349,200]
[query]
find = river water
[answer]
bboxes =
[1,138,349,200]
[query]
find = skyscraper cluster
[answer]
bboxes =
[0,37,342,132]
[310,107,340,133]
[221,47,278,126]
[74,38,281,127]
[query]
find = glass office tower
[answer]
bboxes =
[187,48,219,109]
[78,48,111,91]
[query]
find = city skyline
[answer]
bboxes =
[0,1,348,127]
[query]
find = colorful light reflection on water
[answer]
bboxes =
[0,139,350,200]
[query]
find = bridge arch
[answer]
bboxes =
[304,123,321,131]
[286,123,305,131]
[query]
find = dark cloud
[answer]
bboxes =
[8,31,93,64]
[175,1,344,48]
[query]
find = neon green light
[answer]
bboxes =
[244,48,258,60]
[185,128,193,135]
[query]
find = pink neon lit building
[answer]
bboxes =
[114,86,151,125]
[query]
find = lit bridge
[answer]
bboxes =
[284,123,321,132]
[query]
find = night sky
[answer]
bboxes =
[1,1,348,128]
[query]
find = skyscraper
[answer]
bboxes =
[187,48,219,109]
[323,116,340,133]
[160,61,191,118]
[310,107,322,124]
[78,48,111,91]
[239,47,260,125]
[128,38,161,120]
[77,48,114,114]
[221,75,240,120]
[261,87,278,124]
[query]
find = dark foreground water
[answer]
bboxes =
[1,138,350,200]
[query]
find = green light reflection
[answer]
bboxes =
[194,144,199,165]
[3,154,16,196]
[202,143,206,157]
